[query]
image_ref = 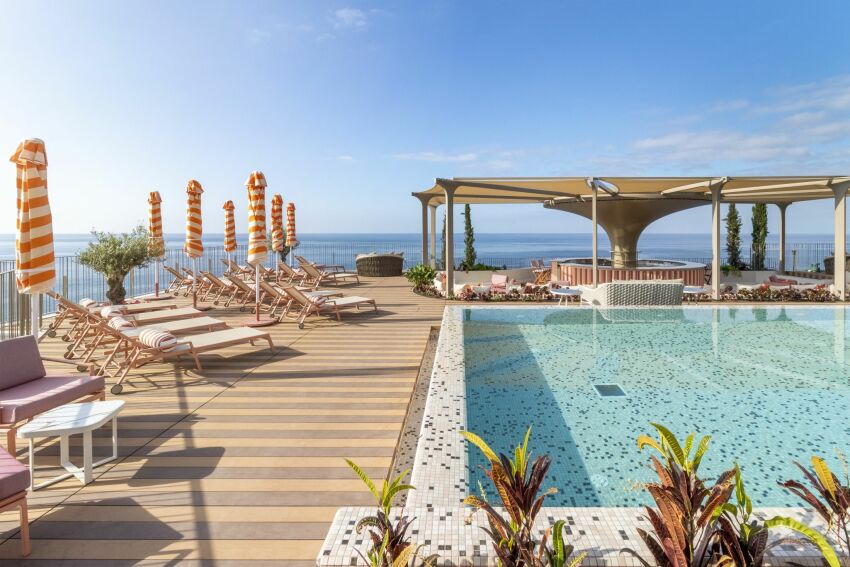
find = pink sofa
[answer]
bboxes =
[0,336,106,455]
[0,447,30,555]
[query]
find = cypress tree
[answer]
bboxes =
[751,203,769,270]
[725,203,742,268]
[462,204,476,269]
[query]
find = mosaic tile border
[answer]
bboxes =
[318,304,848,566]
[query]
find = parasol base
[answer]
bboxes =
[194,305,214,312]
[241,315,277,327]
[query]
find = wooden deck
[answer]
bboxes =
[0,277,445,565]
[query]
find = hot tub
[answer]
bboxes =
[552,258,707,286]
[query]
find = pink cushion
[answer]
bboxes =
[0,375,105,423]
[769,275,798,285]
[0,448,29,497]
[491,274,509,286]
[0,336,46,390]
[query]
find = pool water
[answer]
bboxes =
[462,306,850,507]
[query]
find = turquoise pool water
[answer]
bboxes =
[463,306,850,507]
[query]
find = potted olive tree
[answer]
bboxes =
[79,225,159,304]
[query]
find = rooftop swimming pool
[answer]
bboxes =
[462,306,850,507]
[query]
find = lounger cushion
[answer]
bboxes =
[108,316,135,331]
[0,448,30,497]
[0,336,46,389]
[79,298,96,308]
[139,329,178,352]
[0,374,105,423]
[101,306,127,318]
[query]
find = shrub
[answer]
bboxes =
[717,464,838,567]
[780,455,850,559]
[78,225,157,304]
[404,264,437,292]
[344,459,435,567]
[463,427,585,567]
[456,262,508,271]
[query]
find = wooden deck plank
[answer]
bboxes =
[0,276,444,563]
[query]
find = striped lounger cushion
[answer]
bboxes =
[80,298,97,308]
[138,329,179,352]
[308,295,327,306]
[108,316,135,331]
[101,306,127,318]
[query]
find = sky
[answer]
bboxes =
[2,1,850,236]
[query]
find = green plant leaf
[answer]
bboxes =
[764,516,840,567]
[650,423,685,466]
[462,430,499,463]
[637,434,664,455]
[344,458,380,506]
[812,456,837,499]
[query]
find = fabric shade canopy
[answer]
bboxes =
[413,176,850,205]
[285,202,297,247]
[270,194,284,252]
[246,171,268,266]
[223,200,236,252]
[11,139,55,294]
[184,180,204,259]
[147,191,165,258]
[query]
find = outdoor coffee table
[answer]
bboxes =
[18,400,125,490]
[550,287,580,305]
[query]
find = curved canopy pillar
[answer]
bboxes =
[545,197,709,268]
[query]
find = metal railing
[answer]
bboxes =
[0,239,844,340]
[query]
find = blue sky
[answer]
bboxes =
[2,1,850,235]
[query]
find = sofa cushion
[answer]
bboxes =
[0,375,105,423]
[0,336,46,390]
[0,448,29,497]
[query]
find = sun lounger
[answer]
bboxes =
[223,258,254,280]
[277,262,306,285]
[163,265,193,295]
[280,284,376,328]
[107,327,275,393]
[199,271,236,304]
[226,276,259,309]
[294,255,344,273]
[257,280,342,318]
[298,260,360,286]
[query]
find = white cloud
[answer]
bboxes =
[393,151,479,162]
[332,8,368,29]
[247,28,271,43]
[707,99,750,113]
[334,154,356,162]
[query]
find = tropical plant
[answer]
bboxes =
[780,454,850,558]
[462,427,585,567]
[628,423,736,567]
[78,225,158,304]
[344,459,435,567]
[725,204,743,269]
[720,265,742,278]
[461,204,477,270]
[404,264,438,292]
[715,465,838,567]
[750,204,768,270]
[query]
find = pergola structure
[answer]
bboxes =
[412,176,850,300]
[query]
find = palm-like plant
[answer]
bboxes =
[462,427,585,567]
[716,465,838,567]
[345,459,434,567]
[780,455,850,558]
[630,423,736,567]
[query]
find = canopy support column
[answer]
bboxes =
[778,203,788,273]
[711,185,722,300]
[440,181,456,296]
[591,185,598,288]
[429,204,438,268]
[417,195,430,266]
[834,183,848,300]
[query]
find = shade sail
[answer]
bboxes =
[413,176,850,206]
[11,138,55,294]
[184,180,204,259]
[246,171,268,266]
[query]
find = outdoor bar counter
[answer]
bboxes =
[552,258,707,286]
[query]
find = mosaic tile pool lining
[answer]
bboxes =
[318,305,849,567]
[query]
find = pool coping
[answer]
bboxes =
[317,304,845,566]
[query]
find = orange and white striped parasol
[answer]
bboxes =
[245,171,268,266]
[11,139,55,297]
[184,180,204,259]
[285,202,298,247]
[270,194,284,252]
[147,191,165,258]
[223,200,236,252]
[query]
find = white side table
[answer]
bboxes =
[18,400,125,490]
